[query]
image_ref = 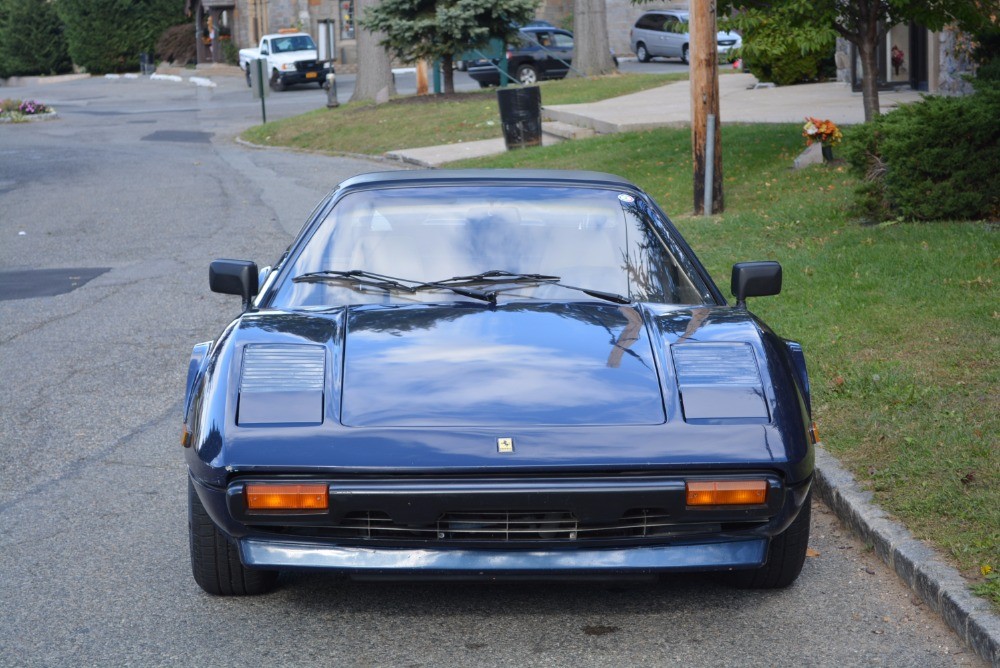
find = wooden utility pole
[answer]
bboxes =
[690,0,723,215]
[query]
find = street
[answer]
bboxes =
[0,73,984,667]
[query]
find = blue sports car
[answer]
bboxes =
[183,170,816,595]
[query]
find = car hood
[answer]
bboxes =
[270,50,318,65]
[189,303,811,478]
[340,303,664,427]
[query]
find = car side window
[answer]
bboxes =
[552,33,573,49]
[636,14,660,31]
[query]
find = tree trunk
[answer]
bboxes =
[856,7,882,122]
[350,0,395,104]
[571,0,615,77]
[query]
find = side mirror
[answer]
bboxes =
[210,259,258,311]
[731,261,781,308]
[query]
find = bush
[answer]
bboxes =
[0,0,72,78]
[745,49,834,86]
[57,0,185,74]
[155,23,196,65]
[843,88,1000,221]
[726,7,837,85]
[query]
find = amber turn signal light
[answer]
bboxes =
[686,480,768,506]
[810,422,821,445]
[245,483,329,511]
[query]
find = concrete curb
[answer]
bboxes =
[814,447,1000,667]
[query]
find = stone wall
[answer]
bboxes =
[937,28,976,95]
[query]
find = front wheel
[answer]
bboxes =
[189,478,278,596]
[720,490,811,589]
[680,44,689,65]
[269,69,286,91]
[516,64,538,85]
[244,66,252,87]
[636,43,650,63]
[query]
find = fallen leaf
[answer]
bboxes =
[806,548,821,558]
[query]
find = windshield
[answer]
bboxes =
[272,35,316,53]
[269,185,711,308]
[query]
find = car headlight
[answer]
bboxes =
[280,62,295,71]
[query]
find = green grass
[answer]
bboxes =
[455,126,999,606]
[241,72,684,154]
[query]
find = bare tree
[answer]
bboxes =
[572,0,615,76]
[350,0,395,104]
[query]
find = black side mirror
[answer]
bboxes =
[210,259,258,311]
[731,261,782,308]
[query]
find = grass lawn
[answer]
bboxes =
[241,72,684,155]
[243,84,998,606]
[454,126,999,606]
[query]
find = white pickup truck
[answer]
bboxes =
[238,32,331,91]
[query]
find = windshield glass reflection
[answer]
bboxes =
[269,185,708,307]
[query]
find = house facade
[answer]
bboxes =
[835,23,977,95]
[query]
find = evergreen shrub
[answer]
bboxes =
[57,0,185,74]
[0,0,72,78]
[843,84,1000,222]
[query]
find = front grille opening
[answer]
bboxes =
[263,508,768,545]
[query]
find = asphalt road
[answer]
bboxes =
[0,74,984,667]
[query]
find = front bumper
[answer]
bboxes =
[193,472,811,576]
[241,537,768,574]
[279,67,331,86]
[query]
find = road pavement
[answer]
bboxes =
[0,73,987,667]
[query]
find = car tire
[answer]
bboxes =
[680,44,689,65]
[188,478,279,596]
[244,66,252,88]
[269,69,285,92]
[636,43,650,63]
[720,490,811,589]
[516,64,538,85]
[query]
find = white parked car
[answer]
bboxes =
[630,10,741,64]
[238,32,331,91]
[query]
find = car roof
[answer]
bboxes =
[335,170,636,192]
[642,10,688,17]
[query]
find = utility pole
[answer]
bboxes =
[690,0,723,215]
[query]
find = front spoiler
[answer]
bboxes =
[241,538,768,574]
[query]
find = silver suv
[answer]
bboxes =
[630,10,742,64]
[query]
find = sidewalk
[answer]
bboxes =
[387,73,926,167]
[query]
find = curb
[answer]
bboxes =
[814,447,1000,667]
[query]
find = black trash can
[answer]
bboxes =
[497,86,542,150]
[139,52,154,75]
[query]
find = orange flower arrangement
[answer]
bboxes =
[802,117,843,147]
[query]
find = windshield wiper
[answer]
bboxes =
[556,284,632,304]
[425,270,561,287]
[292,269,630,305]
[293,269,495,303]
[422,270,631,305]
[292,270,419,293]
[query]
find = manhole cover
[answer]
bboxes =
[141,130,213,143]
[0,268,110,301]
